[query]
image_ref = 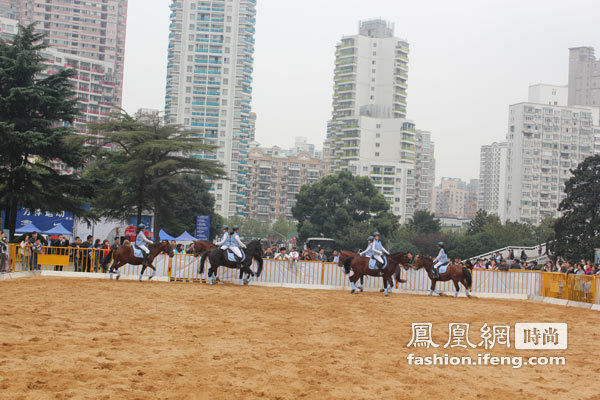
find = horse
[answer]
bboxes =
[192,240,217,258]
[409,255,473,298]
[338,250,408,296]
[199,239,264,286]
[109,240,174,281]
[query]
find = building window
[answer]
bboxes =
[375,152,379,157]
[375,143,380,147]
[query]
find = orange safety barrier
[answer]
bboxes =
[4,243,599,305]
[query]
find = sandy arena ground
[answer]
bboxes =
[0,277,599,399]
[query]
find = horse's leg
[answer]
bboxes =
[148,261,156,281]
[349,273,361,294]
[453,278,460,298]
[429,279,440,296]
[358,276,364,292]
[462,276,472,298]
[139,263,147,282]
[238,267,244,286]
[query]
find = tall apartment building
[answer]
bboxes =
[505,102,598,224]
[247,145,328,221]
[414,130,435,211]
[8,0,128,107]
[165,0,256,218]
[248,111,256,142]
[0,16,117,145]
[568,47,600,107]
[528,83,568,106]
[326,19,416,222]
[478,141,508,220]
[432,178,478,219]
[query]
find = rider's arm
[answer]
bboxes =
[359,243,372,256]
[234,235,246,248]
[142,234,153,244]
[433,250,441,263]
[214,233,228,246]
[381,244,391,255]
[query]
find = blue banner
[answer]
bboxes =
[128,215,153,228]
[17,208,74,233]
[195,215,210,240]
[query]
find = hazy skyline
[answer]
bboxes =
[122,0,600,182]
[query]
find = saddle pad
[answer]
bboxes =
[438,263,449,274]
[133,246,144,258]
[368,256,387,270]
[227,249,245,262]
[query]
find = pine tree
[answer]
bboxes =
[0,24,93,238]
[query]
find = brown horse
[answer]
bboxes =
[410,255,473,298]
[192,240,217,258]
[338,250,409,296]
[109,240,174,281]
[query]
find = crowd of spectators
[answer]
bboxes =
[262,245,340,263]
[471,252,600,275]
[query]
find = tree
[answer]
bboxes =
[292,171,398,249]
[0,24,95,238]
[160,174,222,240]
[271,216,297,240]
[408,210,440,234]
[226,216,270,240]
[466,209,500,235]
[86,112,225,239]
[551,155,600,260]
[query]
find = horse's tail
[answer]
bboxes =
[463,266,472,290]
[200,251,208,274]
[254,255,263,278]
[340,256,353,275]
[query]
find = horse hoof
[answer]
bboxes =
[116,275,120,281]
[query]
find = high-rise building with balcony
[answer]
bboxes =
[505,102,598,224]
[165,0,256,218]
[414,130,435,211]
[247,144,328,222]
[568,47,600,107]
[432,178,478,219]
[7,0,128,107]
[478,141,508,220]
[326,19,416,222]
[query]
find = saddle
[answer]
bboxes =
[437,262,450,274]
[368,256,387,270]
[132,244,144,259]
[226,248,245,262]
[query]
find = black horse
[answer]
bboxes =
[199,239,264,285]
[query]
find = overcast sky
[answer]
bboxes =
[122,0,600,182]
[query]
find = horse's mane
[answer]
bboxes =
[122,239,131,245]
[340,256,353,275]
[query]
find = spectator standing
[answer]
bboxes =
[498,259,509,271]
[508,249,514,261]
[332,250,340,263]
[52,234,69,271]
[274,247,290,260]
[537,245,542,257]
[20,234,31,271]
[510,259,521,269]
[31,238,43,271]
[289,247,300,261]
[80,235,94,272]
[520,250,527,262]
[263,247,274,259]
[0,232,9,273]
[71,237,83,272]
[316,248,327,262]
[174,244,185,254]
[92,239,103,272]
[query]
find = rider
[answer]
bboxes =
[432,241,449,279]
[372,232,390,273]
[135,224,153,265]
[229,226,247,269]
[214,225,230,250]
[359,236,374,257]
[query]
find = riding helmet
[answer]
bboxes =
[367,236,374,241]
[437,241,445,247]
[222,225,229,230]
[373,231,380,236]
[138,224,145,229]
[233,226,239,231]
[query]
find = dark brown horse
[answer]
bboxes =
[200,239,263,286]
[338,250,409,296]
[109,240,174,281]
[410,255,473,298]
[192,240,217,258]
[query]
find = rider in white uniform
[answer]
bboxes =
[359,236,375,258]
[214,225,230,250]
[229,226,246,262]
[432,241,449,279]
[372,232,390,272]
[135,224,153,264]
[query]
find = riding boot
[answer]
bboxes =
[143,252,148,267]
[432,267,439,279]
[377,262,385,276]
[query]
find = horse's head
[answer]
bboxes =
[389,252,414,270]
[160,240,175,257]
[193,240,216,257]
[337,250,356,266]
[245,239,262,256]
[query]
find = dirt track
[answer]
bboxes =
[0,277,598,399]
